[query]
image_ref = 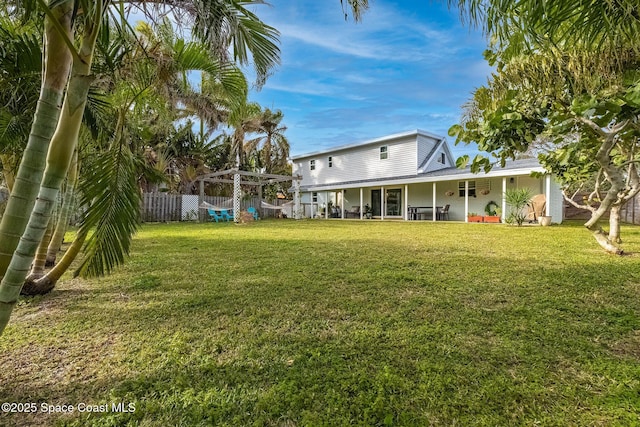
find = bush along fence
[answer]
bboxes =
[141,193,287,222]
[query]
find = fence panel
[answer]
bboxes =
[141,193,287,222]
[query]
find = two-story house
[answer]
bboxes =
[291,129,564,223]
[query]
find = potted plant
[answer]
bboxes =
[364,204,372,219]
[467,212,483,222]
[538,215,552,226]
[483,201,501,223]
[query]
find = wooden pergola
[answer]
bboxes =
[196,168,302,222]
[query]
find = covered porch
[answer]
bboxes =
[299,164,563,223]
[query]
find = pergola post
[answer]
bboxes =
[233,171,241,223]
[257,183,263,218]
[198,180,205,222]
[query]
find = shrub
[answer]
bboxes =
[504,188,532,226]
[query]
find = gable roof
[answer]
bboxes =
[290,129,444,161]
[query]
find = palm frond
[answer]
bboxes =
[74,135,141,278]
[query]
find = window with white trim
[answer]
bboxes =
[380,146,388,159]
[438,152,446,164]
[458,180,476,197]
[310,159,315,170]
[328,156,333,167]
[312,192,318,203]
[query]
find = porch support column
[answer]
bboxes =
[198,180,204,222]
[380,186,385,220]
[326,191,329,219]
[360,187,364,219]
[464,180,469,222]
[432,182,437,221]
[293,179,301,220]
[545,174,552,216]
[341,189,345,220]
[502,177,507,222]
[404,184,409,220]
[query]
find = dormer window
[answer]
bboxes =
[328,156,333,167]
[438,152,446,164]
[310,160,316,170]
[380,146,388,160]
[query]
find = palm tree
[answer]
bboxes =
[245,108,289,173]
[451,0,640,54]
[0,0,281,333]
[0,0,370,334]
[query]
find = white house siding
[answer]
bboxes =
[548,178,564,222]
[293,135,419,187]
[416,135,438,169]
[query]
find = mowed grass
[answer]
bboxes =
[1,220,640,426]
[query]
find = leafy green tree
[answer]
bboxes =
[450,48,640,254]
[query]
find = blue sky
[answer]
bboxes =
[244,1,492,158]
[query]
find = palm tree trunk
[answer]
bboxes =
[29,214,55,280]
[22,228,87,296]
[0,1,73,280]
[0,4,104,335]
[46,151,78,266]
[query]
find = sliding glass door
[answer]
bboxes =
[386,188,402,216]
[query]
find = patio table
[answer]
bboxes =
[407,206,443,220]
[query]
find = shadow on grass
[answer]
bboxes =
[3,222,640,425]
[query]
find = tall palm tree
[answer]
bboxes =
[0,0,281,333]
[451,0,640,55]
[245,108,289,173]
[0,0,371,334]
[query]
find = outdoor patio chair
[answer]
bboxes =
[247,206,259,220]
[344,206,360,218]
[438,204,450,221]
[207,208,224,222]
[221,209,234,221]
[526,194,546,223]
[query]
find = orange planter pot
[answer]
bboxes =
[483,215,501,223]
[467,215,483,223]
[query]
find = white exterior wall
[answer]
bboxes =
[548,177,564,222]
[416,135,437,168]
[293,135,419,187]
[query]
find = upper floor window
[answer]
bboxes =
[458,180,476,197]
[438,152,446,164]
[380,146,388,160]
[310,159,316,170]
[312,192,318,203]
[328,156,333,167]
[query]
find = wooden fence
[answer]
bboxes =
[620,193,640,225]
[141,193,286,222]
[564,192,640,225]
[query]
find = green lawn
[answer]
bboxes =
[2,220,640,426]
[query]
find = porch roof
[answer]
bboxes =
[300,157,546,192]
